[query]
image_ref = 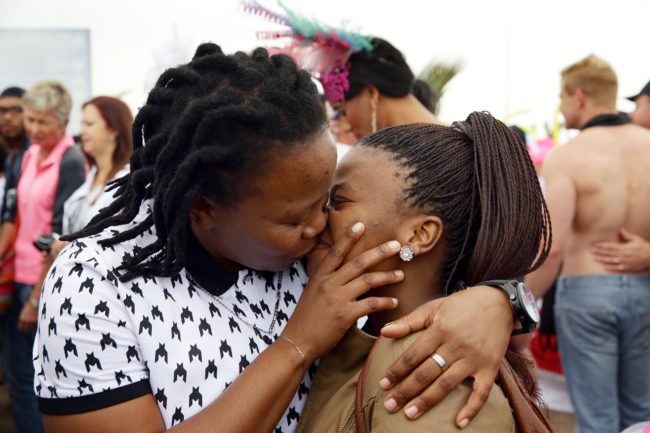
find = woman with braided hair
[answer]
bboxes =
[299,114,552,433]
[34,44,526,433]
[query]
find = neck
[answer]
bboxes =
[378,95,444,129]
[364,257,444,335]
[38,134,65,161]
[93,151,115,187]
[4,133,26,153]
[578,106,618,129]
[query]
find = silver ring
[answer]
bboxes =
[431,353,448,372]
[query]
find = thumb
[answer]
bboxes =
[619,228,638,242]
[380,298,441,338]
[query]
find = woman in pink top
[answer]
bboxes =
[5,80,85,433]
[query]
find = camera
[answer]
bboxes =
[33,233,59,253]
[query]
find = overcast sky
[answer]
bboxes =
[1,0,648,135]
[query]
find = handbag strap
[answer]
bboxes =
[354,339,382,433]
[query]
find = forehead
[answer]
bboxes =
[0,96,22,107]
[83,104,102,117]
[247,131,337,211]
[334,146,404,195]
[24,106,56,120]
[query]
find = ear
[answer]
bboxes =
[365,86,380,104]
[399,215,444,256]
[575,88,587,108]
[189,197,218,230]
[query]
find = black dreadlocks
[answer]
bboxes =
[64,43,327,281]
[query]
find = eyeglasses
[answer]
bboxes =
[0,106,23,116]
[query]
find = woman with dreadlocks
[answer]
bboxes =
[298,115,552,433]
[33,44,529,433]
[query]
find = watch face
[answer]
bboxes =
[516,282,540,324]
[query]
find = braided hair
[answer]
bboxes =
[359,112,552,294]
[360,112,552,401]
[63,43,327,281]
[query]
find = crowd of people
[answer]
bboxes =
[0,11,648,433]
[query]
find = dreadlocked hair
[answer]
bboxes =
[359,112,551,293]
[359,112,552,401]
[63,43,327,281]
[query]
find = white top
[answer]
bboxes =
[34,201,312,431]
[62,165,130,235]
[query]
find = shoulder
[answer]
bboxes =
[362,334,514,433]
[60,145,86,169]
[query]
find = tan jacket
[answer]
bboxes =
[296,328,517,433]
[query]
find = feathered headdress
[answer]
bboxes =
[242,1,373,102]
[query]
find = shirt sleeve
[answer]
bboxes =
[34,240,151,415]
[1,153,20,224]
[51,147,86,234]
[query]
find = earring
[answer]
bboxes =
[370,99,378,133]
[399,245,414,262]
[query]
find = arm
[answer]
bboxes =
[17,240,67,331]
[377,285,513,427]
[0,154,19,258]
[42,223,404,433]
[366,336,515,433]
[0,222,16,260]
[526,149,576,298]
[592,228,650,272]
[51,147,86,235]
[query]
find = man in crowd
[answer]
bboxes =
[0,87,30,262]
[0,87,30,315]
[591,79,650,271]
[527,56,650,433]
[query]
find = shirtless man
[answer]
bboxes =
[591,80,650,272]
[526,56,650,433]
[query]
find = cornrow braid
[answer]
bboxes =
[359,112,552,294]
[64,43,327,281]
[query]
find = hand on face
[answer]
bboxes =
[282,221,404,363]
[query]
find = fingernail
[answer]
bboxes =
[384,398,397,412]
[459,419,469,429]
[386,240,401,251]
[405,406,419,419]
[351,222,364,233]
[394,270,404,278]
[379,378,392,389]
[392,298,399,306]
[382,321,397,328]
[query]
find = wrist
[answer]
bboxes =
[468,284,515,330]
[276,335,310,372]
[27,297,39,309]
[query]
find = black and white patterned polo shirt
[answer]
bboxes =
[34,203,313,431]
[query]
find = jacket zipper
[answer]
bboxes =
[339,406,355,433]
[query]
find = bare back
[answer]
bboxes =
[550,124,650,276]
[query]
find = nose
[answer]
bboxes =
[302,207,328,239]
